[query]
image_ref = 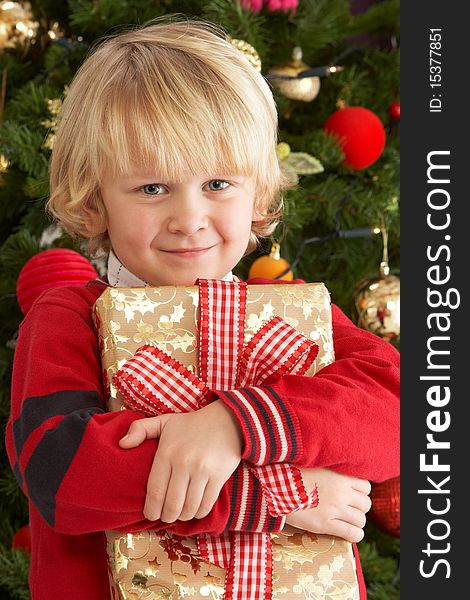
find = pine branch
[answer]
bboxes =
[0,546,31,600]
[349,0,400,38]
[0,471,28,520]
[294,0,352,60]
[203,0,269,56]
[0,123,49,178]
[0,231,41,281]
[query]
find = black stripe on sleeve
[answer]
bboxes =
[13,390,104,457]
[226,463,240,530]
[219,390,258,462]
[244,474,260,531]
[263,386,298,462]
[23,405,104,526]
[239,388,278,463]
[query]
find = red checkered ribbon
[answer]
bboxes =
[113,280,319,600]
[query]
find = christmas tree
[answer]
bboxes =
[0,1,400,598]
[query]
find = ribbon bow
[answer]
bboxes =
[113,280,319,600]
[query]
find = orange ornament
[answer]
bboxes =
[248,243,294,280]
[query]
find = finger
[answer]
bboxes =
[351,478,372,495]
[160,470,190,524]
[329,520,365,544]
[194,479,223,520]
[119,418,163,448]
[178,478,208,521]
[349,490,373,514]
[144,457,171,521]
[338,506,367,529]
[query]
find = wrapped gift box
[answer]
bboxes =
[93,282,360,600]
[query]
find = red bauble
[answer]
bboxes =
[369,476,400,537]
[324,106,386,170]
[17,248,98,316]
[388,101,400,120]
[12,524,32,553]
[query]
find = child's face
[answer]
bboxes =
[95,168,260,285]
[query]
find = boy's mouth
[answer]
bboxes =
[161,246,215,257]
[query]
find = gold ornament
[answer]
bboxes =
[42,88,68,150]
[354,270,400,341]
[228,37,262,72]
[268,47,320,102]
[0,153,9,172]
[42,96,64,150]
[354,226,400,341]
[47,21,62,41]
[0,2,38,51]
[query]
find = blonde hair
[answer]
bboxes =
[47,17,286,255]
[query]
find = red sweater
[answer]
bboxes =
[6,279,399,599]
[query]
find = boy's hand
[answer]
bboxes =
[285,467,372,543]
[119,400,242,523]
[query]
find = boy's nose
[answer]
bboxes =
[166,193,209,235]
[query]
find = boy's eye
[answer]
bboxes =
[207,180,230,191]
[141,183,165,195]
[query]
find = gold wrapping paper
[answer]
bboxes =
[93,283,360,600]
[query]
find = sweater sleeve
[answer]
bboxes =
[5,286,283,536]
[218,302,400,483]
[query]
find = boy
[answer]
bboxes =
[6,19,399,600]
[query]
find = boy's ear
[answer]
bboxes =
[82,205,108,236]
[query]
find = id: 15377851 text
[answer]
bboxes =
[429,29,442,113]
